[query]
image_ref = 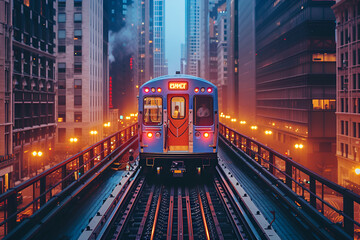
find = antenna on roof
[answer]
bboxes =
[175,71,180,74]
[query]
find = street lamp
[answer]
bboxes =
[32,151,43,175]
[240,121,246,125]
[265,130,272,135]
[250,125,258,130]
[69,137,78,143]
[294,144,304,149]
[355,168,360,175]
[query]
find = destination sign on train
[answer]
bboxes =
[168,82,188,90]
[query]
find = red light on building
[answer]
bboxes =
[109,76,113,109]
[130,57,133,70]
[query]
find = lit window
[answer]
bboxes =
[74,46,82,56]
[171,97,186,119]
[74,79,82,89]
[312,99,336,110]
[74,30,82,40]
[74,113,82,122]
[312,53,336,62]
[143,97,162,125]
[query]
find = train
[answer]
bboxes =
[138,74,218,176]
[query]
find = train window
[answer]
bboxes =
[143,97,162,125]
[194,96,213,126]
[171,97,186,119]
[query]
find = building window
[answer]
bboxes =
[346,98,349,112]
[312,99,335,110]
[58,30,66,39]
[354,50,357,65]
[58,46,66,53]
[74,0,82,7]
[58,128,66,143]
[74,46,82,56]
[58,80,66,89]
[345,144,349,158]
[74,63,82,73]
[74,96,82,106]
[58,63,66,73]
[74,79,82,89]
[346,121,349,136]
[58,13,66,23]
[341,143,344,156]
[58,113,66,123]
[74,13,82,23]
[74,30,82,40]
[354,122,357,137]
[58,0,66,7]
[341,120,344,134]
[74,112,82,122]
[312,53,336,62]
[58,96,66,105]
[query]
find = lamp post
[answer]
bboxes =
[90,130,98,143]
[32,151,43,175]
[104,122,111,137]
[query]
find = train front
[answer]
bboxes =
[138,74,218,176]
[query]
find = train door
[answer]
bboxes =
[167,94,189,151]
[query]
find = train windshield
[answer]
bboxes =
[194,96,213,126]
[171,97,186,119]
[143,97,163,125]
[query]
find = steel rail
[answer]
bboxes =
[177,187,184,240]
[166,187,175,240]
[150,187,163,240]
[135,185,156,240]
[185,187,194,240]
[197,187,211,240]
[203,185,225,240]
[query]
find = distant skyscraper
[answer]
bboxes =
[333,0,360,188]
[153,0,166,78]
[56,0,106,149]
[180,43,186,74]
[185,0,201,76]
[0,0,13,191]
[12,0,56,180]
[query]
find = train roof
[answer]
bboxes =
[140,74,217,89]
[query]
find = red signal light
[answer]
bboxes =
[144,88,150,93]
[204,132,209,138]
[207,88,212,93]
[147,132,153,138]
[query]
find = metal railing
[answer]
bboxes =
[0,124,138,238]
[219,123,360,238]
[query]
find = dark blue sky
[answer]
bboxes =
[165,0,185,75]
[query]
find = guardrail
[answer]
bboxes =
[219,123,360,238]
[0,124,138,238]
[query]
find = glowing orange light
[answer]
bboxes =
[194,87,199,93]
[37,151,43,157]
[355,168,360,175]
[32,151,38,157]
[144,87,150,93]
[151,87,156,93]
[204,132,209,138]
[168,82,188,90]
[157,87,162,93]
[147,132,153,138]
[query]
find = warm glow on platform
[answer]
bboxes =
[251,125,258,130]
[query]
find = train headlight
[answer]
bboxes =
[155,132,161,138]
[157,87,162,93]
[204,132,209,138]
[194,87,199,93]
[147,132,153,138]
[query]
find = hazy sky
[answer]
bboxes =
[165,0,185,75]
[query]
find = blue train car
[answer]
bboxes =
[138,74,219,175]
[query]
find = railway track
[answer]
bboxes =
[80,163,280,240]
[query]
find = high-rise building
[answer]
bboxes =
[255,0,337,181]
[12,0,56,180]
[185,0,201,76]
[135,0,166,86]
[215,9,228,112]
[180,43,186,74]
[0,0,14,191]
[153,0,167,78]
[333,0,360,189]
[56,0,106,150]
[108,0,137,114]
[238,0,256,123]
